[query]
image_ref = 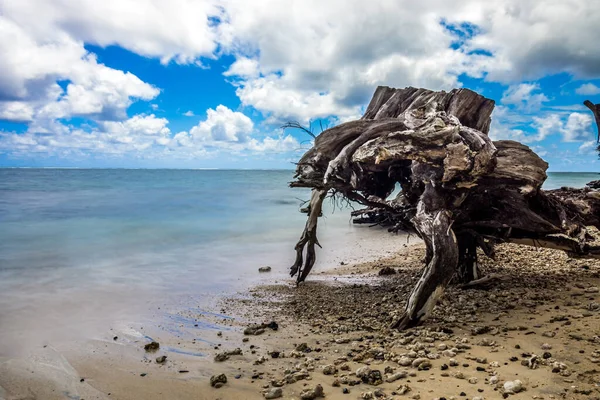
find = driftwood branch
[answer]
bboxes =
[289,86,600,329]
[584,100,600,143]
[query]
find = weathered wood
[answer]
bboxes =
[289,86,600,329]
[584,100,600,143]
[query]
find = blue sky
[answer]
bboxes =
[0,0,599,171]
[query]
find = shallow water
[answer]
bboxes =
[0,169,595,355]
[0,169,401,355]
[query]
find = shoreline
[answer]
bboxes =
[2,241,600,399]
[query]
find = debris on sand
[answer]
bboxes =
[210,373,227,388]
[143,341,159,352]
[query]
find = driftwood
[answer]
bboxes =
[289,86,600,330]
[584,99,600,155]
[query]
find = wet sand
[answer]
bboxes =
[2,241,600,399]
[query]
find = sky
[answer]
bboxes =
[0,0,599,171]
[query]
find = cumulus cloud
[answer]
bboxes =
[579,140,598,154]
[190,105,253,142]
[0,107,300,160]
[183,110,195,117]
[2,0,600,163]
[576,83,600,96]
[501,83,549,112]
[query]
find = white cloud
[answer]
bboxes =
[579,140,598,154]
[3,0,222,65]
[0,107,300,160]
[562,112,593,141]
[0,102,34,121]
[465,1,600,81]
[190,105,253,142]
[501,83,548,112]
[490,106,594,144]
[576,83,600,96]
[183,110,195,117]
[2,0,600,164]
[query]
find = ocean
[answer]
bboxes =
[0,169,596,355]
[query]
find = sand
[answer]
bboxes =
[2,242,600,400]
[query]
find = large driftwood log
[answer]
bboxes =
[290,86,600,329]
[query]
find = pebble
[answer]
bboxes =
[263,388,283,399]
[143,341,159,352]
[397,385,411,395]
[210,374,227,388]
[155,355,167,364]
[300,384,324,400]
[385,371,407,383]
[258,266,272,273]
[322,364,337,375]
[503,380,523,394]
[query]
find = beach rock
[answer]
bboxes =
[296,342,311,352]
[244,325,266,335]
[503,380,523,394]
[398,356,412,366]
[155,355,167,364]
[214,348,243,362]
[442,350,456,358]
[356,366,383,385]
[397,385,411,395]
[322,364,337,375]
[489,376,499,385]
[378,266,396,276]
[587,180,600,189]
[300,384,324,400]
[144,341,159,352]
[385,371,407,383]
[210,373,227,388]
[585,286,599,293]
[259,266,272,273]
[263,387,283,399]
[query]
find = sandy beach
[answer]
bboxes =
[3,239,600,400]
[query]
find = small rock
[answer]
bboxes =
[155,355,167,364]
[397,385,411,395]
[323,364,338,375]
[541,343,552,350]
[378,266,396,276]
[210,373,227,388]
[144,341,159,352]
[411,357,429,368]
[398,356,412,366]
[258,266,272,273]
[300,384,324,400]
[263,387,283,399]
[343,387,350,394]
[385,371,407,383]
[468,377,478,384]
[503,380,523,394]
[356,366,383,385]
[585,286,599,293]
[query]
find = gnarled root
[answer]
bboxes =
[391,208,458,330]
[290,189,327,284]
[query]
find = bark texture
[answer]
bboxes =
[290,86,600,329]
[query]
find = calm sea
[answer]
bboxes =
[0,169,596,354]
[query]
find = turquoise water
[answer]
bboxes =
[543,172,599,190]
[0,169,394,354]
[0,169,596,354]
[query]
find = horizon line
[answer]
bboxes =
[0,167,597,173]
